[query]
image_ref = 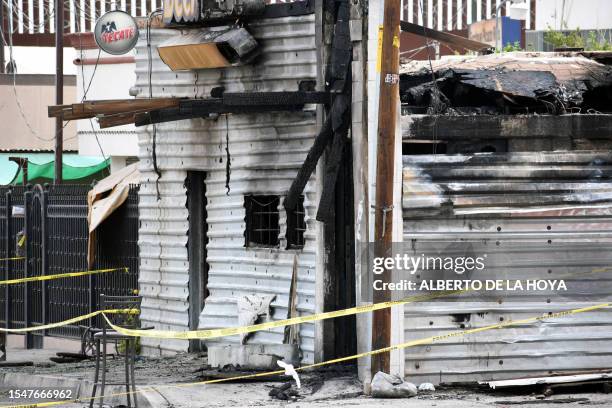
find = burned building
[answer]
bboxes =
[400,52,612,383]
[46,0,612,388]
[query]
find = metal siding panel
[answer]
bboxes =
[402,150,612,383]
[135,15,318,359]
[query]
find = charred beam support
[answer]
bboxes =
[285,0,352,214]
[316,124,348,222]
[285,93,350,211]
[136,92,331,126]
[402,114,612,140]
[285,117,334,211]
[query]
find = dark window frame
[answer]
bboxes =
[285,195,306,250]
[244,194,280,248]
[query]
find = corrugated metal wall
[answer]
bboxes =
[402,150,612,383]
[133,16,319,358]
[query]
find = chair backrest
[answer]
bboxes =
[99,294,142,329]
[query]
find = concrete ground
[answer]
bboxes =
[1,336,612,408]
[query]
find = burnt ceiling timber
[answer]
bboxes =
[47,91,331,127]
[402,114,612,140]
[135,91,331,126]
[400,20,493,54]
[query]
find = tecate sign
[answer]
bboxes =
[94,10,139,55]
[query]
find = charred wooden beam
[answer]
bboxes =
[285,93,350,211]
[98,111,149,128]
[76,98,181,115]
[136,104,305,126]
[48,98,183,119]
[284,117,334,211]
[136,92,330,126]
[402,114,612,140]
[400,20,493,53]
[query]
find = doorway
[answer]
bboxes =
[323,139,357,364]
[186,171,209,352]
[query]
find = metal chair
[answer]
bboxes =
[90,294,142,408]
[0,331,6,361]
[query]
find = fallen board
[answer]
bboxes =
[481,372,612,389]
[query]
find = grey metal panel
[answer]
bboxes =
[402,150,612,383]
[134,15,318,359]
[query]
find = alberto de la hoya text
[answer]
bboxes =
[372,254,567,292]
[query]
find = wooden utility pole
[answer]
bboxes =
[371,0,401,376]
[54,0,64,184]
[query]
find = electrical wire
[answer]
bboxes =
[146,8,163,200]
[0,6,73,142]
[76,14,109,177]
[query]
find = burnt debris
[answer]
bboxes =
[400,54,612,115]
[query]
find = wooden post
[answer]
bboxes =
[54,0,64,184]
[371,0,401,376]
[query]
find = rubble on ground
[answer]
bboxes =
[371,371,418,398]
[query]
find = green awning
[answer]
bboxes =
[0,153,110,185]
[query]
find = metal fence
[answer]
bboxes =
[0,183,139,347]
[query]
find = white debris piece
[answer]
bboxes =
[371,371,417,398]
[277,360,301,388]
[236,294,276,344]
[418,382,436,392]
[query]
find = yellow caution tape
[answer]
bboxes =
[4,302,608,408]
[103,289,469,340]
[0,309,139,333]
[7,266,612,337]
[102,263,612,341]
[0,267,128,286]
[0,256,25,261]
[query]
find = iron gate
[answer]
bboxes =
[0,184,140,347]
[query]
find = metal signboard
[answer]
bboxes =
[94,10,139,55]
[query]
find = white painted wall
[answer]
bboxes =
[535,0,612,30]
[2,46,76,75]
[75,47,138,170]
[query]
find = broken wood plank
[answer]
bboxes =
[402,114,612,140]
[0,361,34,367]
[494,398,589,405]
[400,20,492,53]
[48,104,73,117]
[97,109,160,128]
[483,372,612,389]
[283,255,299,345]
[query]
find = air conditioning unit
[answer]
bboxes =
[157,26,259,70]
